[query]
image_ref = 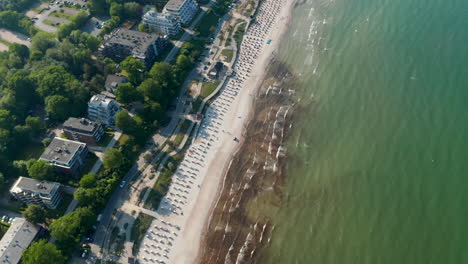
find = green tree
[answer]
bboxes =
[109,2,123,17]
[50,207,95,253]
[25,116,46,136]
[138,23,149,33]
[30,31,55,54]
[137,79,163,101]
[115,82,141,104]
[79,172,97,188]
[22,239,66,264]
[176,54,191,72]
[103,148,125,171]
[121,56,145,84]
[9,43,29,60]
[27,160,54,181]
[45,95,70,121]
[74,187,103,207]
[22,204,47,224]
[115,110,138,135]
[123,2,140,19]
[138,100,163,124]
[150,62,178,90]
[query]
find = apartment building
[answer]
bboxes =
[99,28,169,65]
[39,137,88,176]
[0,217,40,264]
[63,117,105,145]
[88,93,120,126]
[164,0,199,25]
[10,177,62,209]
[142,10,181,36]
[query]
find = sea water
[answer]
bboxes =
[260,0,468,263]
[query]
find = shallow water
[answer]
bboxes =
[260,0,468,263]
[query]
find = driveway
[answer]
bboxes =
[82,16,109,36]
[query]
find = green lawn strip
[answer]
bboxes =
[0,38,10,47]
[97,131,114,147]
[131,213,154,255]
[200,81,221,98]
[45,193,73,221]
[195,10,220,38]
[31,7,45,14]
[0,222,11,240]
[43,19,60,27]
[80,152,99,176]
[49,10,74,20]
[233,22,246,50]
[221,49,234,62]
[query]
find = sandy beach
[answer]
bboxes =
[136,0,296,263]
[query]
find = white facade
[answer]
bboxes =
[143,10,181,36]
[88,94,120,126]
[0,217,39,264]
[10,177,62,209]
[164,0,199,25]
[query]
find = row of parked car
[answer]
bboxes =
[1,215,15,225]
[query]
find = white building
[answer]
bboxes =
[10,177,62,209]
[0,217,39,264]
[142,10,181,36]
[164,0,199,25]
[88,93,120,126]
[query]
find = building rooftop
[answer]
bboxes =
[165,0,187,11]
[105,74,128,90]
[10,177,60,195]
[40,137,86,164]
[0,217,39,264]
[89,94,114,108]
[63,117,100,133]
[102,28,159,56]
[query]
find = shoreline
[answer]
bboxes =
[193,0,297,262]
[135,0,296,263]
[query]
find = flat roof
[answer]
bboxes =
[63,117,100,133]
[10,177,60,195]
[0,217,39,264]
[103,28,160,55]
[40,137,86,164]
[165,0,187,11]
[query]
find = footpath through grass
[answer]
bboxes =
[131,212,154,255]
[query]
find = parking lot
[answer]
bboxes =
[26,0,88,33]
[82,16,109,36]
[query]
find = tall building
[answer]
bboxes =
[164,0,199,25]
[88,93,120,126]
[39,137,88,176]
[142,10,181,36]
[99,28,169,65]
[10,177,62,209]
[63,117,105,145]
[0,217,40,264]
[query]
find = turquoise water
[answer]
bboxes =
[261,0,468,263]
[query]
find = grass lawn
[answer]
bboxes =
[221,49,234,63]
[0,222,10,240]
[200,81,221,98]
[80,152,99,176]
[234,22,247,49]
[31,7,45,14]
[98,132,114,147]
[46,193,73,220]
[131,213,154,255]
[173,120,192,147]
[43,19,60,27]
[50,10,74,20]
[195,10,219,38]
[14,141,45,160]
[0,38,10,47]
